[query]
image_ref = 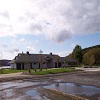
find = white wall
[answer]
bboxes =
[24,63,30,69]
[14,64,16,69]
[32,63,39,69]
[10,64,13,69]
[32,63,47,69]
[10,63,16,69]
[42,63,46,68]
[62,63,69,67]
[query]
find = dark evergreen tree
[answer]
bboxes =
[72,45,83,64]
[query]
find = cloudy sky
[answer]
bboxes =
[0,0,100,59]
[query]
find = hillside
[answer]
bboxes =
[0,60,11,66]
[82,45,100,55]
[68,45,100,65]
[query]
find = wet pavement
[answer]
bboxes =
[0,78,100,100]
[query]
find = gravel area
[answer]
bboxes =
[0,70,100,100]
[0,70,100,87]
[53,71,100,88]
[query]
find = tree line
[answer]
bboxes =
[70,45,100,66]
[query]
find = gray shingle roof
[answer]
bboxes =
[10,53,57,63]
[58,57,78,63]
[10,53,78,63]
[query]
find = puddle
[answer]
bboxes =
[44,83,100,96]
[0,81,40,90]
[26,89,50,100]
[54,80,62,83]
[4,89,14,97]
[0,80,100,96]
[0,79,100,100]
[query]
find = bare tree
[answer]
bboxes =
[24,52,31,73]
[55,55,59,68]
[63,57,66,68]
[39,50,43,71]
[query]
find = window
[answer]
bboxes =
[34,63,36,65]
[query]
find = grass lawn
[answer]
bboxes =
[32,68,77,75]
[0,68,78,75]
[0,69,28,74]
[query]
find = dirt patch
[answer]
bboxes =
[0,71,100,100]
[0,71,100,87]
[53,71,100,88]
[38,88,88,100]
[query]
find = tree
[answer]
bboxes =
[24,52,31,73]
[72,45,82,64]
[82,52,89,65]
[39,50,43,71]
[92,48,100,65]
[83,48,100,66]
[89,54,95,66]
[54,55,59,68]
[63,57,66,68]
[83,51,95,66]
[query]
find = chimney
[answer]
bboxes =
[50,52,52,55]
[22,51,23,54]
[26,51,29,55]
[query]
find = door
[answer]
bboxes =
[58,63,61,67]
[39,63,40,69]
[55,63,57,68]
[17,63,21,70]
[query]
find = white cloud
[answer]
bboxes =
[1,50,19,60]
[11,37,36,53]
[0,38,36,59]
[13,48,19,52]
[19,38,38,48]
[1,44,8,48]
[56,50,72,57]
[0,0,100,43]
[0,11,9,19]
[26,46,35,52]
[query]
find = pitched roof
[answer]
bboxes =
[58,57,78,63]
[10,53,58,63]
[10,53,78,63]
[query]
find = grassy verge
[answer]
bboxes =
[32,68,77,75]
[0,68,78,75]
[0,69,28,74]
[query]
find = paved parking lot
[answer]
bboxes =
[75,67,100,71]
